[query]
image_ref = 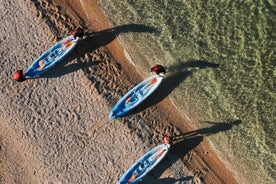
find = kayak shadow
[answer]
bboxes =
[141,119,241,183]
[41,56,100,78]
[40,23,158,78]
[130,60,219,115]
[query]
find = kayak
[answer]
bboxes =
[13,28,83,82]
[25,35,80,78]
[118,143,170,184]
[109,74,163,120]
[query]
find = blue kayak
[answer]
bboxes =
[118,143,170,184]
[25,35,80,78]
[109,74,163,120]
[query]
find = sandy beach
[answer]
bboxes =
[0,0,241,183]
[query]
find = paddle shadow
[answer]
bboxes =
[141,119,241,183]
[40,23,158,78]
[129,60,219,115]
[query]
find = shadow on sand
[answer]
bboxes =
[129,60,219,115]
[41,24,158,78]
[141,120,242,183]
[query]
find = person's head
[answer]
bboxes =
[72,27,84,39]
[13,70,26,82]
[164,136,171,144]
[151,64,166,75]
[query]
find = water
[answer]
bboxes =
[99,0,275,183]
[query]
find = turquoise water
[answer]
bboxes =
[99,0,275,183]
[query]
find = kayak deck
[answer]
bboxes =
[109,74,163,119]
[118,143,170,184]
[25,35,79,78]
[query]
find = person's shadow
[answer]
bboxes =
[172,119,242,142]
[82,23,158,51]
[41,24,159,78]
[141,119,242,183]
[129,60,219,115]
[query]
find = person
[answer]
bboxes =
[151,64,166,76]
[72,27,84,39]
[13,70,26,82]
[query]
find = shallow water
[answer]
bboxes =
[99,0,275,183]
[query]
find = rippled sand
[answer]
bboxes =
[0,0,240,183]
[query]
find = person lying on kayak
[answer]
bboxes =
[151,64,166,76]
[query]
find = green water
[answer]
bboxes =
[99,0,275,183]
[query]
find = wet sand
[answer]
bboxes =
[0,0,240,183]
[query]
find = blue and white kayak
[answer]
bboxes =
[118,143,170,184]
[109,74,164,120]
[24,35,80,79]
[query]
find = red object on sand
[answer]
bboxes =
[13,70,25,82]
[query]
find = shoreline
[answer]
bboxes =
[0,0,240,183]
[59,0,240,183]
